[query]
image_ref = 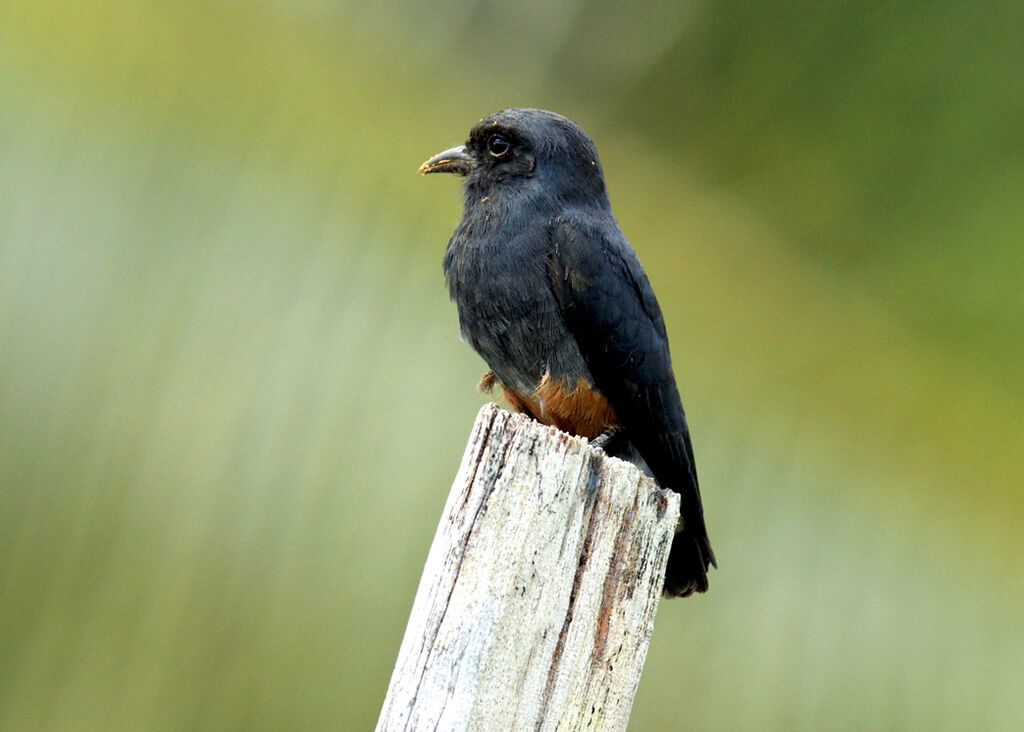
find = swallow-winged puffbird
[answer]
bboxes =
[420,108,715,597]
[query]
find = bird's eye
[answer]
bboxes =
[487,135,511,158]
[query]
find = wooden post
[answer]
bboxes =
[376,404,680,732]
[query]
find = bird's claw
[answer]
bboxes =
[591,426,624,452]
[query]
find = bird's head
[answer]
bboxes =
[419,108,609,207]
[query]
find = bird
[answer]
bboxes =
[419,108,715,597]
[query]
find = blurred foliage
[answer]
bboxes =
[0,1,1020,730]
[618,1,1024,392]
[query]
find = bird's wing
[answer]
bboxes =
[547,215,713,569]
[547,215,685,445]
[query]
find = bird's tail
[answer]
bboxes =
[663,525,716,598]
[597,431,715,597]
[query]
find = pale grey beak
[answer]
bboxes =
[419,145,475,176]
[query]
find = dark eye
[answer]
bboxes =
[487,135,511,158]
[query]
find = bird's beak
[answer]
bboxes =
[419,145,475,176]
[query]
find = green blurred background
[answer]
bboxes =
[1,2,1021,729]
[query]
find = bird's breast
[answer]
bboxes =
[444,217,608,434]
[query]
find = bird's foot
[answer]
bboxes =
[591,426,625,452]
[477,370,497,393]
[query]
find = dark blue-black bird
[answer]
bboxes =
[420,108,715,597]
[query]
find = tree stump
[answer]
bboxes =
[377,404,680,731]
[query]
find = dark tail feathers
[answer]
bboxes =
[663,526,716,598]
[598,432,715,597]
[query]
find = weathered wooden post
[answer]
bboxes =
[377,404,680,731]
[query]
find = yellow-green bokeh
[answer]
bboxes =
[1,2,1021,729]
